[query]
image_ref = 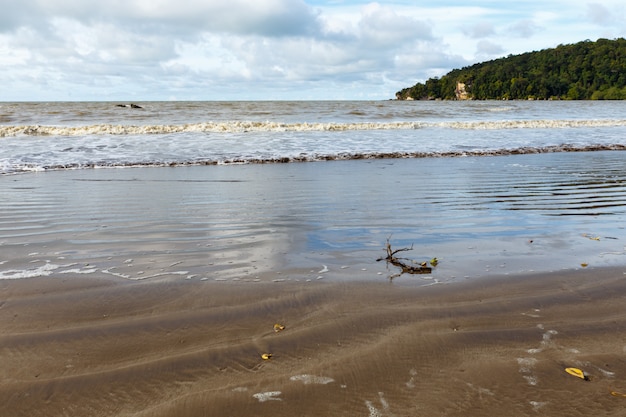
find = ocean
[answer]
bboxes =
[1,100,626,282]
[2,100,626,172]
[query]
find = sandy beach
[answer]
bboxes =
[2,154,626,416]
[1,267,625,417]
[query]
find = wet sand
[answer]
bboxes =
[2,267,626,417]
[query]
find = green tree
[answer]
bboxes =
[396,38,626,100]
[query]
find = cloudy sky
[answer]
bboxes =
[1,0,625,101]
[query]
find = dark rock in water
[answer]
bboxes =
[116,104,143,109]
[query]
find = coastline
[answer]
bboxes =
[1,149,626,415]
[3,155,626,285]
[2,267,626,417]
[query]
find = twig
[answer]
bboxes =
[376,237,433,279]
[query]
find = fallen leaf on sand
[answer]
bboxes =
[565,367,588,380]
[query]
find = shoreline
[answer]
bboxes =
[3,143,626,175]
[2,267,626,416]
[1,148,626,415]
[3,154,626,285]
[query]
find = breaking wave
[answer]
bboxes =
[5,144,625,173]
[3,119,626,137]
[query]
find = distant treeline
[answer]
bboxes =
[396,38,626,100]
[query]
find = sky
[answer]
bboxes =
[1,0,625,101]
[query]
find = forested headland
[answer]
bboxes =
[396,38,626,100]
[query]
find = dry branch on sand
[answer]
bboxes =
[376,238,435,279]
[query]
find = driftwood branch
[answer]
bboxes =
[377,237,433,279]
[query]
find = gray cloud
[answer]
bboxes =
[9,0,322,37]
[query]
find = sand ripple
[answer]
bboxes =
[1,268,626,416]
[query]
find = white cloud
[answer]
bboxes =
[0,0,625,100]
[475,40,505,57]
[587,2,613,25]
[357,3,433,46]
[462,22,496,39]
[507,19,541,38]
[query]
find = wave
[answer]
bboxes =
[4,144,625,173]
[2,119,626,137]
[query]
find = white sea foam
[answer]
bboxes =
[541,330,558,347]
[101,269,131,279]
[2,119,626,138]
[136,271,190,280]
[58,267,98,274]
[252,391,282,402]
[0,262,60,279]
[289,374,335,385]
[517,357,538,373]
[365,401,383,417]
[596,367,616,378]
[530,401,548,411]
[365,392,390,417]
[444,119,626,130]
[523,375,538,386]
[0,121,422,137]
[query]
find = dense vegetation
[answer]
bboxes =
[396,38,626,100]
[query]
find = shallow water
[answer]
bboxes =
[1,152,625,283]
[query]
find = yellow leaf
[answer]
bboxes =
[261,353,273,360]
[565,367,586,380]
[273,323,285,332]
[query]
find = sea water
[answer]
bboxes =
[1,100,626,172]
[1,100,625,282]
